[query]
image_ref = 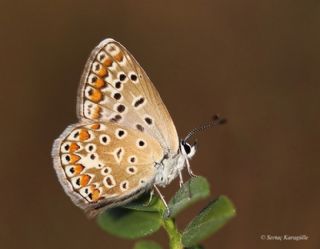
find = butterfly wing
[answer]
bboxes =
[77,38,179,154]
[52,121,164,216]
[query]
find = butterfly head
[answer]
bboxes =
[180,140,197,159]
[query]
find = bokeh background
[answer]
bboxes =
[1,0,319,248]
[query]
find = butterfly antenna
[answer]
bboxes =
[184,114,227,142]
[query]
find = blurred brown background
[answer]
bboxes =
[1,0,319,248]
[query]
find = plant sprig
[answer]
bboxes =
[97,176,236,249]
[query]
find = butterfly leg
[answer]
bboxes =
[143,189,154,206]
[178,170,184,187]
[186,157,197,177]
[154,184,169,210]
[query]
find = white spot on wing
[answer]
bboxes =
[120,181,129,192]
[104,175,116,188]
[79,187,90,197]
[126,166,138,175]
[113,147,124,164]
[101,166,112,176]
[139,178,147,186]
[92,62,103,74]
[99,134,110,145]
[105,43,120,55]
[117,72,128,83]
[128,155,137,164]
[115,128,127,139]
[71,176,81,189]
[68,129,81,141]
[61,142,71,153]
[61,154,72,165]
[136,139,147,149]
[129,72,139,84]
[85,143,96,153]
[65,166,76,177]
[132,95,146,109]
[97,51,108,63]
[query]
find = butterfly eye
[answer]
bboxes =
[182,142,191,155]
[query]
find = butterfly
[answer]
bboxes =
[52,38,225,217]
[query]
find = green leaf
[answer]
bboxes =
[182,196,236,247]
[124,193,164,212]
[166,176,210,218]
[97,208,162,239]
[133,240,163,249]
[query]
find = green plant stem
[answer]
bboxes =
[162,218,183,249]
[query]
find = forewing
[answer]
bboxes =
[77,38,179,153]
[52,121,164,215]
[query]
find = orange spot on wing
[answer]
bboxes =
[74,164,84,174]
[94,77,106,88]
[102,58,113,67]
[88,88,103,103]
[114,52,124,62]
[80,175,91,187]
[69,143,80,153]
[69,154,80,164]
[92,189,100,201]
[79,129,90,141]
[90,123,101,130]
[97,67,107,77]
[91,106,101,119]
